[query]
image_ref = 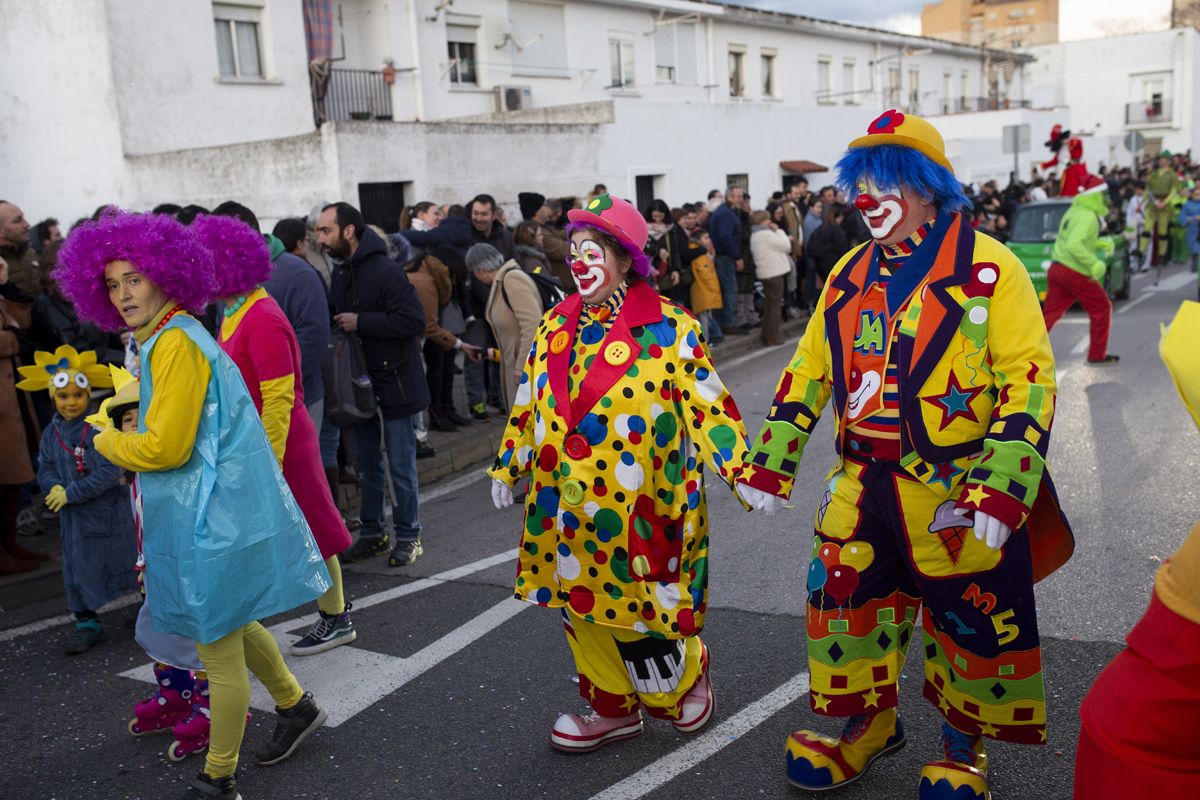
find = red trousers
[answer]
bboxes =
[1042,262,1111,361]
[1073,592,1200,798]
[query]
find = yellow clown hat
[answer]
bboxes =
[16,345,113,395]
[1161,301,1200,429]
[86,366,138,431]
[848,109,955,174]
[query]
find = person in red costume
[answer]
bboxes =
[1040,124,1071,171]
[1059,139,1089,198]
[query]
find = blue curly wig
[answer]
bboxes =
[835,144,971,215]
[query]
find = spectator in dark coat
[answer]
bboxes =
[399,206,475,256]
[467,194,515,259]
[320,203,430,568]
[809,204,851,282]
[708,186,745,333]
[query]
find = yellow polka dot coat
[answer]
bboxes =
[488,280,749,639]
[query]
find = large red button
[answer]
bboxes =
[564,433,591,460]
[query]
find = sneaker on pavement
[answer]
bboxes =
[469,402,490,422]
[180,771,240,800]
[416,440,437,459]
[254,692,328,766]
[388,539,423,567]
[290,603,356,656]
[550,710,643,753]
[339,534,389,564]
[443,407,473,426]
[918,722,988,800]
[64,619,103,655]
[672,657,715,734]
[785,708,907,791]
[1086,354,1120,365]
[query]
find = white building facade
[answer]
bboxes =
[1025,27,1200,169]
[3,0,1043,227]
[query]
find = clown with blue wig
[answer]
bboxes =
[736,112,1075,799]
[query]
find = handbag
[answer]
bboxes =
[322,327,378,427]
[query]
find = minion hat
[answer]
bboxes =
[16,345,112,395]
[1161,301,1200,429]
[848,109,954,174]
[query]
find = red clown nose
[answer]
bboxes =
[855,194,879,212]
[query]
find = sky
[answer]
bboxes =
[735,0,1174,42]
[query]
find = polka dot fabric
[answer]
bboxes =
[488,282,750,639]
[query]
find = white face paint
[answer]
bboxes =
[855,179,910,242]
[847,367,882,418]
[568,239,612,300]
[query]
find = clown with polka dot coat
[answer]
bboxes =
[488,194,750,753]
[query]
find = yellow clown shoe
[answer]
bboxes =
[918,722,990,800]
[784,708,906,791]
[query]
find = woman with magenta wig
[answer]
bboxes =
[190,213,353,655]
[486,193,751,753]
[55,210,330,800]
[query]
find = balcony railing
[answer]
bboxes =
[310,68,393,126]
[939,97,1032,115]
[1126,100,1172,125]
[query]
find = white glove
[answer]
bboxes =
[736,483,783,516]
[491,479,514,510]
[972,510,1012,550]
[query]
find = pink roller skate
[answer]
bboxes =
[128,664,194,736]
[167,678,249,761]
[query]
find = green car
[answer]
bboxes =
[1007,199,1132,302]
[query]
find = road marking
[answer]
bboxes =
[0,592,141,643]
[587,672,811,800]
[420,468,489,503]
[1118,292,1155,314]
[1147,271,1197,292]
[1057,367,1070,385]
[1070,336,1089,355]
[719,339,795,373]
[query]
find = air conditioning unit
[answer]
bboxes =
[495,85,533,112]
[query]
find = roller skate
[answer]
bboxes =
[128,664,194,736]
[168,677,250,761]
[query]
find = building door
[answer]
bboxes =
[358,181,407,233]
[634,175,657,216]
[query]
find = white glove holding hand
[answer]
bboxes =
[491,479,514,510]
[736,483,784,516]
[972,510,1012,550]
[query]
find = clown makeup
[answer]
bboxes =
[104,260,170,330]
[854,179,909,242]
[568,233,627,305]
[120,408,139,433]
[53,383,90,421]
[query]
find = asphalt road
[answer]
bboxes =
[1,263,1195,800]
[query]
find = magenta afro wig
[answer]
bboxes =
[55,211,217,332]
[190,214,272,300]
[564,221,653,279]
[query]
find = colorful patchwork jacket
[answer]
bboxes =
[488,280,749,638]
[740,212,1073,579]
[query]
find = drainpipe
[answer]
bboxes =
[706,17,715,105]
[406,0,426,121]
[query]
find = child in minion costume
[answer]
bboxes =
[55,211,331,800]
[487,193,750,753]
[1070,301,1200,798]
[735,111,1074,799]
[18,345,138,654]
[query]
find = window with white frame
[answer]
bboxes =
[943,70,953,112]
[887,66,901,107]
[609,36,635,88]
[447,23,478,85]
[213,3,264,79]
[817,56,832,103]
[961,70,971,106]
[654,19,698,84]
[842,59,857,104]
[728,46,746,97]
[509,1,569,78]
[908,67,920,111]
[761,49,777,98]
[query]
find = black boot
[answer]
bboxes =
[180,772,240,800]
[428,409,458,432]
[255,692,328,766]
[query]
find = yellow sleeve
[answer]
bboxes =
[93,327,211,473]
[259,375,293,465]
[487,318,544,488]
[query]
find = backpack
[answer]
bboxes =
[501,264,565,314]
[322,327,378,427]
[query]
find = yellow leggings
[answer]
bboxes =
[195,622,304,778]
[564,610,704,718]
[315,556,345,616]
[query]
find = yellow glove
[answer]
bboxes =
[45,485,68,512]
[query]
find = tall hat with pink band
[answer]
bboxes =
[566,193,652,277]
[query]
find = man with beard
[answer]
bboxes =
[317,202,431,568]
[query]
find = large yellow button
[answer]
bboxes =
[604,341,631,366]
[561,480,586,505]
[630,554,651,579]
[550,330,570,355]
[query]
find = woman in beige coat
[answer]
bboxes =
[470,244,543,411]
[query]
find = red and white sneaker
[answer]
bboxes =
[550,710,643,753]
[672,667,715,734]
